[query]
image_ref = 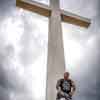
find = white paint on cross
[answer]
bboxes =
[16,0,91,100]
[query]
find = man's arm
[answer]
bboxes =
[70,80,76,96]
[56,79,61,90]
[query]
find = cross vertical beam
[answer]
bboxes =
[46,0,65,100]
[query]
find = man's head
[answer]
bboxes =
[64,72,69,80]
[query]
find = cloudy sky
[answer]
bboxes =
[0,0,100,100]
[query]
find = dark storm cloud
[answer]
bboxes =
[91,1,100,99]
[0,86,10,100]
[0,0,15,15]
[96,0,100,27]
[0,44,15,100]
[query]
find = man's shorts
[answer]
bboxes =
[56,91,72,100]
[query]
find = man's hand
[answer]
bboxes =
[69,92,73,96]
[70,80,76,96]
[57,87,64,96]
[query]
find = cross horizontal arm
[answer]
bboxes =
[16,0,51,17]
[61,10,91,28]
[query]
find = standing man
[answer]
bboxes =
[56,72,76,100]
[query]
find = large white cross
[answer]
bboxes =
[16,0,91,100]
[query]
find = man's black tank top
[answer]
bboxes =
[59,79,72,93]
